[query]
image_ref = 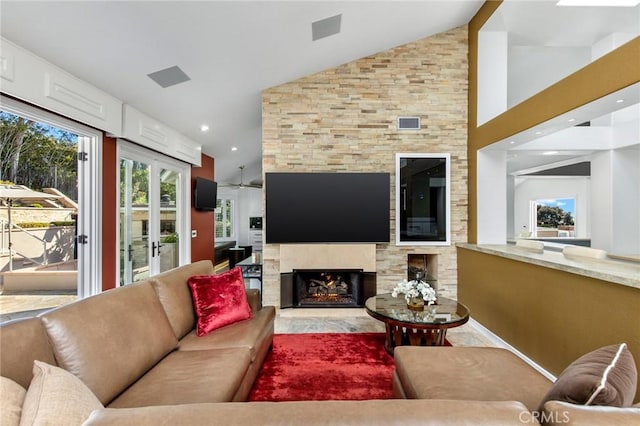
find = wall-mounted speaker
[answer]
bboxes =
[397,116,421,130]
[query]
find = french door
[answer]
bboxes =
[118,140,190,285]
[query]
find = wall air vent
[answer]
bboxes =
[398,117,421,130]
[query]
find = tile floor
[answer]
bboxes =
[275,307,498,347]
[0,292,77,323]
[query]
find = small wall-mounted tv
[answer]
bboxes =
[194,177,217,211]
[265,172,390,244]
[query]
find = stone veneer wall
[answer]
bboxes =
[262,26,469,308]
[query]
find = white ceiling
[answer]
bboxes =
[0,0,483,184]
[485,0,639,174]
[1,1,637,183]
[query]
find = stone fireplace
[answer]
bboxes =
[277,244,377,309]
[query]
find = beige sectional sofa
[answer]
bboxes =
[393,345,640,425]
[1,260,276,423]
[2,260,639,425]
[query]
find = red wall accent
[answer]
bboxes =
[190,154,215,263]
[101,136,118,291]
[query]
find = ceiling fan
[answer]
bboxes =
[221,165,262,189]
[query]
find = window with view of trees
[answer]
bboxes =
[1,112,78,198]
[534,198,576,238]
[0,99,101,313]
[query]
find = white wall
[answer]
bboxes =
[590,151,614,252]
[513,177,590,239]
[477,31,508,125]
[611,147,640,255]
[508,46,590,108]
[477,150,507,243]
[236,187,262,247]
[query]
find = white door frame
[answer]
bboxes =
[116,140,190,285]
[0,95,102,298]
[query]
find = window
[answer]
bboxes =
[531,197,576,238]
[215,198,235,241]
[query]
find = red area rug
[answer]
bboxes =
[248,333,395,401]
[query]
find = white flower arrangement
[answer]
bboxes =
[391,279,437,305]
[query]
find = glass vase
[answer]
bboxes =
[407,296,424,311]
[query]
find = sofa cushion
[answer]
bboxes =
[107,348,252,408]
[188,267,253,336]
[87,400,532,426]
[178,306,275,361]
[538,343,637,411]
[543,400,640,425]
[20,361,103,426]
[151,260,215,339]
[0,317,57,389]
[394,346,553,412]
[0,376,25,426]
[40,281,179,404]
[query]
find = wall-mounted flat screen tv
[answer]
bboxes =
[193,177,217,211]
[265,172,390,244]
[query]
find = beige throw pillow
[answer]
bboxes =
[1,376,26,426]
[20,361,103,426]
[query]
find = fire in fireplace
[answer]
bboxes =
[296,270,358,306]
[293,270,362,307]
[280,269,377,308]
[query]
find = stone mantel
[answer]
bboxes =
[279,244,377,273]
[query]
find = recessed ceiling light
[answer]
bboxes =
[568,118,575,122]
[231,147,238,151]
[509,141,516,145]
[616,99,625,103]
[200,124,209,132]
[543,151,559,155]
[557,0,640,6]
[535,131,543,135]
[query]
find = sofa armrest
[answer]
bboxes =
[245,289,262,313]
[542,401,640,425]
[84,399,530,426]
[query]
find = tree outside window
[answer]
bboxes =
[535,198,576,238]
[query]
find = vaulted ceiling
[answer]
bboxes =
[0,0,483,184]
[1,1,637,183]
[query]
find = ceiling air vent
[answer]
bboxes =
[398,117,420,130]
[312,14,342,41]
[147,65,191,88]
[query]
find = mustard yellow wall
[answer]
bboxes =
[458,247,640,401]
[464,1,640,401]
[467,1,640,243]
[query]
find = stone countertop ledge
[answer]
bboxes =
[457,243,640,290]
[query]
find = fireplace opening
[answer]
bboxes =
[280,269,377,308]
[290,269,363,307]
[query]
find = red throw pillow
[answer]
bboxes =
[187,267,253,336]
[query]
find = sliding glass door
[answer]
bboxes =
[118,141,190,285]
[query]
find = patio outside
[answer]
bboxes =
[0,111,79,322]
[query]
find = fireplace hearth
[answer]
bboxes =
[280,269,377,308]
